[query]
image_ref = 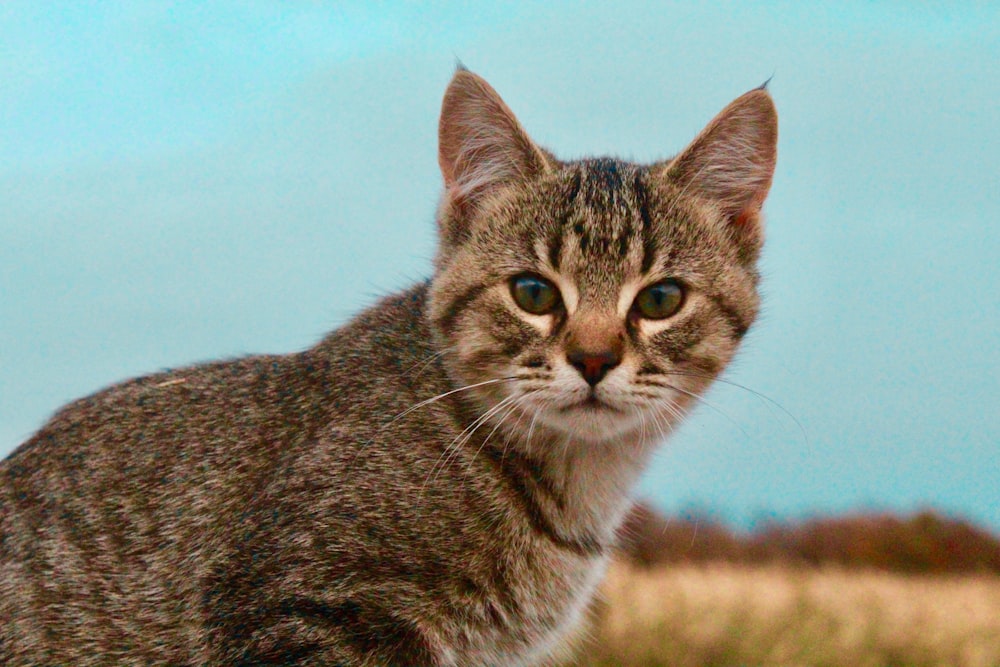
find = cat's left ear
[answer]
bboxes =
[438,68,550,223]
[659,86,777,256]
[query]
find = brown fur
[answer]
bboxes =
[0,69,777,665]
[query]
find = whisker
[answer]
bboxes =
[386,376,517,426]
[444,394,518,462]
[660,408,682,438]
[462,391,537,478]
[401,347,453,379]
[347,376,518,474]
[652,384,750,442]
[421,394,520,495]
[524,403,542,459]
[497,399,532,469]
[651,397,685,432]
[665,371,808,444]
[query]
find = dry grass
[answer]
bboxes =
[563,561,1000,667]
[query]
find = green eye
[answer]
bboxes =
[633,280,685,320]
[510,275,561,315]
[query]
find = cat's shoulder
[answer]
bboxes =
[8,355,287,459]
[8,281,437,466]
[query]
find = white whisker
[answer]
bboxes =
[347,377,518,474]
[420,393,520,495]
[665,371,808,444]
[462,392,537,478]
[649,383,749,441]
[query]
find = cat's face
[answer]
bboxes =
[429,70,776,446]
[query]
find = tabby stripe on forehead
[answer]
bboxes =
[548,171,582,271]
[434,284,489,335]
[481,444,604,558]
[589,158,624,193]
[633,173,657,274]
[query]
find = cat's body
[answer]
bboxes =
[1,69,777,665]
[2,284,608,665]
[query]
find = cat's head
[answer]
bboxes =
[428,68,776,445]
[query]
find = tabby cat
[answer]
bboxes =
[0,68,777,665]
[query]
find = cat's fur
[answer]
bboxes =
[0,69,777,665]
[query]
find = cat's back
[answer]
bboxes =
[1,282,435,512]
[0,283,442,663]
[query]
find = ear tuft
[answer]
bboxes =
[438,70,549,217]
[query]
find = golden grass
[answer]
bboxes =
[564,561,1000,667]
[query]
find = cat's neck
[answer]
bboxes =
[525,424,658,545]
[461,404,660,551]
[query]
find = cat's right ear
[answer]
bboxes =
[438,69,550,227]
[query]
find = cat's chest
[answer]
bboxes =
[452,546,609,667]
[514,553,609,665]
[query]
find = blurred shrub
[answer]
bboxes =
[617,502,1000,574]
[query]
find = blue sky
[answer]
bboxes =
[2,2,998,530]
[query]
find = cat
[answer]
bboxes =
[0,67,777,666]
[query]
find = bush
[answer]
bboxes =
[616,502,1000,574]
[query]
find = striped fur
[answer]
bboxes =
[0,69,776,665]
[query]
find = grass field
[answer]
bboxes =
[564,561,1000,667]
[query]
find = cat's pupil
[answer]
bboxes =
[633,280,684,320]
[511,275,560,315]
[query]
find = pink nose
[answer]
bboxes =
[567,349,621,387]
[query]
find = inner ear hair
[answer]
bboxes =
[438,69,550,217]
[662,88,778,226]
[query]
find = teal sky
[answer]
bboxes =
[2,2,998,530]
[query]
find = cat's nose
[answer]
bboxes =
[567,349,621,387]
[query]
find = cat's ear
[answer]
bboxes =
[438,68,550,219]
[660,86,777,253]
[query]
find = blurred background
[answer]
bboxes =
[3,3,998,663]
[3,0,996,533]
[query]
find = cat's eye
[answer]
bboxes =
[510,275,561,315]
[632,280,685,320]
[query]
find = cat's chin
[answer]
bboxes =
[527,402,648,445]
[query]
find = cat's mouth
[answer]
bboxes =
[563,394,619,413]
